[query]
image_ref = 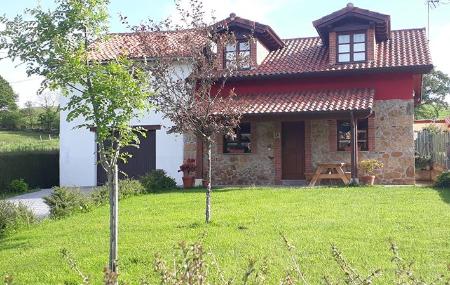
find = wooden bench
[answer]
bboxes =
[309,163,351,186]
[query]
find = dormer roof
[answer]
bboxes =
[214,13,285,51]
[313,3,391,45]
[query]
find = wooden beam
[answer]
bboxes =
[350,111,359,185]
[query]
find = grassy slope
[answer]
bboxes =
[0,131,59,152]
[0,186,449,284]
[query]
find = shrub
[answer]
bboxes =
[7,179,29,193]
[0,200,36,236]
[141,169,177,192]
[434,172,450,189]
[43,187,92,219]
[91,179,144,205]
[359,159,384,175]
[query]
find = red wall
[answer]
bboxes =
[219,72,419,101]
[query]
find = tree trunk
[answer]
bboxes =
[205,140,212,223]
[109,164,119,283]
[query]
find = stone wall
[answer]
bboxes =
[210,121,276,185]
[311,99,415,184]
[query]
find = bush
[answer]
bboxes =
[434,172,450,189]
[7,179,29,193]
[91,179,144,205]
[140,169,177,192]
[0,200,36,236]
[43,187,92,219]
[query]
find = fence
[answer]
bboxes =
[415,130,450,169]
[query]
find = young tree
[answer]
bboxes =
[132,0,244,223]
[0,0,152,280]
[415,69,450,119]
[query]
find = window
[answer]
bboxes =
[223,122,251,153]
[224,40,251,70]
[337,32,366,63]
[337,119,368,151]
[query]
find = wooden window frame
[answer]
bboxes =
[223,122,252,154]
[336,31,367,64]
[223,40,251,70]
[337,119,369,151]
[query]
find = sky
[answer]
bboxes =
[1,0,449,107]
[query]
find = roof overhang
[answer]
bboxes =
[214,14,285,51]
[222,88,374,116]
[313,4,391,45]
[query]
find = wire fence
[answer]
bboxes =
[415,130,450,169]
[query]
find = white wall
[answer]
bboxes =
[60,63,191,187]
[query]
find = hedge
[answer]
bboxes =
[0,151,59,192]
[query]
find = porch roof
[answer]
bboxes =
[233,88,374,115]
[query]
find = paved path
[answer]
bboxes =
[7,187,95,218]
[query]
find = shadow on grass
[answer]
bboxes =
[434,187,450,205]
[151,186,252,195]
[0,236,32,252]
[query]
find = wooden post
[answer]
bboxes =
[109,164,119,283]
[350,112,359,185]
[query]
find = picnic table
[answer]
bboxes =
[309,163,350,186]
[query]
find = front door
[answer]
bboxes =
[282,121,305,180]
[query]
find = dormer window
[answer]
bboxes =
[337,32,366,63]
[224,40,251,70]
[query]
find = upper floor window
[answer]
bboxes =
[224,40,251,70]
[337,32,366,63]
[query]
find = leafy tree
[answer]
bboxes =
[415,69,450,119]
[0,75,17,111]
[134,0,243,223]
[21,101,37,129]
[0,0,152,280]
[0,109,23,130]
[38,92,59,132]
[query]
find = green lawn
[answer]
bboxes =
[0,131,59,152]
[0,186,449,284]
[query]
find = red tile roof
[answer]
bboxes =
[89,30,203,61]
[236,28,432,79]
[231,88,374,114]
[91,28,432,77]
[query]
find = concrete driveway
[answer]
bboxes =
[7,187,95,218]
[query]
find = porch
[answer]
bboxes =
[186,88,415,185]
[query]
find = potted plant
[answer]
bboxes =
[178,159,196,189]
[359,159,384,185]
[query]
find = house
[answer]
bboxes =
[183,4,432,185]
[414,118,450,133]
[59,33,194,187]
[60,3,432,187]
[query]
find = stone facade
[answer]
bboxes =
[310,100,415,185]
[185,99,416,185]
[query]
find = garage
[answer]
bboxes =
[97,129,156,185]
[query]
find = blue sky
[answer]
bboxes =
[1,0,450,106]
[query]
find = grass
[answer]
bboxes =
[0,131,59,152]
[0,186,449,284]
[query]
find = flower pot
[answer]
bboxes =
[202,179,209,188]
[182,176,195,189]
[361,175,375,186]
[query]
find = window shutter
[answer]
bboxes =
[368,115,375,151]
[328,120,337,151]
